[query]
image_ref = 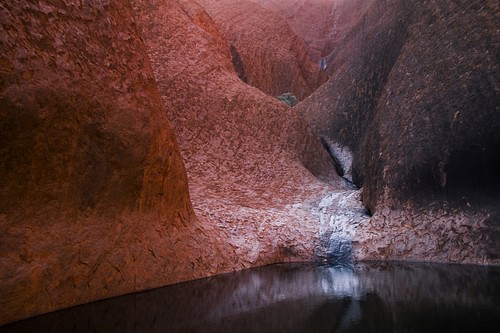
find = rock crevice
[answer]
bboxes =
[298,0,500,264]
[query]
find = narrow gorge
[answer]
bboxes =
[0,0,498,326]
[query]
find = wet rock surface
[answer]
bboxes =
[314,191,369,265]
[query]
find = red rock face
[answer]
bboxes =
[0,0,194,325]
[131,0,347,274]
[5,0,496,326]
[248,0,375,64]
[132,0,340,194]
[197,0,327,100]
[0,0,348,325]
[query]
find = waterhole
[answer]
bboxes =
[3,261,500,333]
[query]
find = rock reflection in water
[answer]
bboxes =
[2,262,499,333]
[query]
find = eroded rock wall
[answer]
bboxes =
[131,0,350,267]
[298,0,500,263]
[0,0,195,325]
[248,0,375,65]
[4,0,495,325]
[0,0,351,325]
[197,0,327,100]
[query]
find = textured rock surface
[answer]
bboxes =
[0,0,353,325]
[131,0,352,272]
[0,0,191,325]
[298,0,500,264]
[3,0,497,326]
[248,0,374,65]
[197,0,327,100]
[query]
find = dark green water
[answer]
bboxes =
[2,262,500,333]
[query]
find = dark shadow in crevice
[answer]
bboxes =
[229,45,247,83]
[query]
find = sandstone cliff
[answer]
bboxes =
[197,0,327,100]
[248,0,375,65]
[0,0,350,325]
[0,0,197,324]
[2,0,498,326]
[298,0,500,263]
[130,0,350,273]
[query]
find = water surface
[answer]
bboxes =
[2,262,500,332]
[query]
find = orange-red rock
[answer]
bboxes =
[248,0,374,65]
[4,0,497,326]
[130,0,348,274]
[0,0,348,325]
[197,0,327,100]
[0,0,194,325]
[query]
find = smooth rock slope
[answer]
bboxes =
[298,0,500,264]
[0,0,193,324]
[248,0,375,65]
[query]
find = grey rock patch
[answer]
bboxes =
[313,190,370,265]
[320,138,354,183]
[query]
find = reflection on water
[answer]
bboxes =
[2,262,500,333]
